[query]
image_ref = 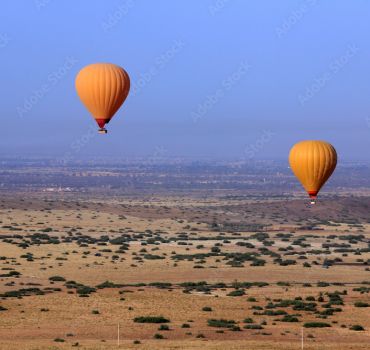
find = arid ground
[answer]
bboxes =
[0,190,369,349]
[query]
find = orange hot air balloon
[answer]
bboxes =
[75,63,130,134]
[289,140,337,204]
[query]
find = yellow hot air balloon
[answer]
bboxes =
[75,63,130,134]
[289,140,337,204]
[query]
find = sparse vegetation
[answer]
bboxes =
[0,172,369,349]
[134,316,170,323]
[304,322,331,328]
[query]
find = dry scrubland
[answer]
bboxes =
[0,193,369,349]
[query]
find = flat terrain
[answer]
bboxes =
[0,190,369,349]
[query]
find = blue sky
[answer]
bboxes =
[0,0,369,160]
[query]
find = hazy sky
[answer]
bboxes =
[1,0,369,161]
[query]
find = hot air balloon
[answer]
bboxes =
[289,140,337,204]
[75,63,130,134]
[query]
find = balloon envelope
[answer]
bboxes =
[75,63,130,132]
[289,140,337,200]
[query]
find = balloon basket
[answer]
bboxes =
[98,128,108,134]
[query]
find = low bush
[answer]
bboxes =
[48,276,66,282]
[244,324,263,329]
[158,324,170,331]
[54,338,65,342]
[134,316,170,323]
[207,319,236,328]
[354,301,369,308]
[304,322,331,328]
[281,315,299,322]
[227,289,245,297]
[202,306,212,312]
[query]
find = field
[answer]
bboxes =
[0,186,369,349]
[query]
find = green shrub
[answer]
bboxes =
[251,305,263,310]
[262,309,287,316]
[207,319,236,328]
[1,288,44,298]
[76,286,96,295]
[54,338,65,342]
[354,301,369,308]
[277,281,290,287]
[244,324,263,329]
[281,315,299,322]
[48,276,66,282]
[158,324,169,331]
[0,270,21,278]
[317,282,330,287]
[148,282,172,289]
[96,281,124,289]
[304,322,331,328]
[350,324,364,331]
[134,316,170,323]
[144,254,165,260]
[227,289,245,297]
